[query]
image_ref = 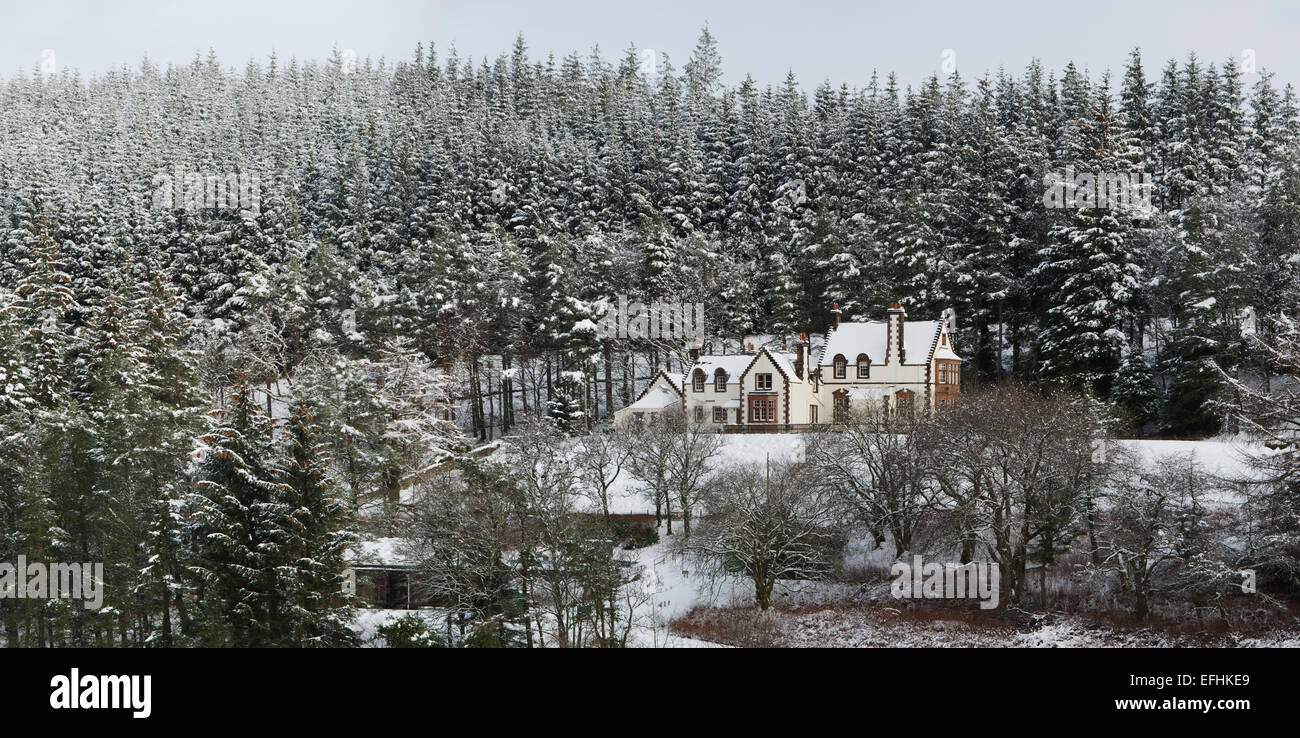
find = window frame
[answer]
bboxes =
[748,395,777,423]
[832,391,850,422]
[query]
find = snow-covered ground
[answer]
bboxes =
[685,606,1300,648]
[594,434,1266,515]
[599,433,809,514]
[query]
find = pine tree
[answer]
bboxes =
[1112,344,1160,435]
[185,377,290,647]
[277,400,356,646]
[1035,76,1143,396]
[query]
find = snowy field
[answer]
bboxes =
[590,434,1267,515]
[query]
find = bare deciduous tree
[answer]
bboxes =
[805,401,933,557]
[1221,313,1300,595]
[915,384,1106,605]
[665,413,724,539]
[575,427,630,523]
[625,420,677,532]
[405,464,516,646]
[1085,453,1254,618]
[688,461,844,610]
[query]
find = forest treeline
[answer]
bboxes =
[2,29,1300,645]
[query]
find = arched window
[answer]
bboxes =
[692,369,706,393]
[833,354,847,379]
[714,369,728,392]
[856,354,870,378]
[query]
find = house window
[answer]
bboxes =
[856,354,870,378]
[714,370,727,392]
[713,406,726,423]
[749,395,776,423]
[938,363,948,385]
[895,389,916,418]
[755,373,773,390]
[809,405,818,424]
[833,392,849,422]
[833,355,846,379]
[694,406,704,423]
[692,370,705,393]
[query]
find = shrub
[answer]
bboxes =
[376,614,446,648]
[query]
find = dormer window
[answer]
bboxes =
[692,369,705,393]
[856,354,870,378]
[714,369,727,392]
[833,355,846,379]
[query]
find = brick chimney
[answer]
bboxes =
[687,338,701,363]
[830,303,842,329]
[886,302,906,365]
[793,332,808,379]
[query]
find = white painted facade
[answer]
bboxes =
[614,303,963,431]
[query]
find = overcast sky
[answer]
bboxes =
[4,0,1298,89]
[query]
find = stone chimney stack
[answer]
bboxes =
[887,302,906,365]
[830,303,842,329]
[793,332,808,379]
[687,338,701,363]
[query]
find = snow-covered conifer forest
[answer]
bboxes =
[2,26,1299,648]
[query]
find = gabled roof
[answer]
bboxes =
[736,346,804,386]
[687,354,755,383]
[768,351,804,383]
[626,383,683,411]
[818,319,950,366]
[630,369,684,408]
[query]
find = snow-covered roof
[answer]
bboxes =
[768,351,804,383]
[933,344,961,361]
[818,320,948,366]
[688,354,755,382]
[627,383,682,411]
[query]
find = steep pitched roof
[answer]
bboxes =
[818,320,949,366]
[630,369,684,408]
[687,354,756,383]
[736,346,804,385]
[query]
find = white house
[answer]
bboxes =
[614,302,962,431]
